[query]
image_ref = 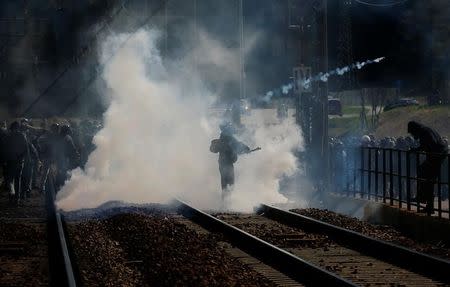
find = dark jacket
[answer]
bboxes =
[210,133,250,165]
[3,130,29,161]
[63,134,80,167]
[0,128,8,162]
[407,121,448,154]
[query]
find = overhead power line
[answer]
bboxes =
[353,0,409,7]
[60,0,169,115]
[20,0,131,117]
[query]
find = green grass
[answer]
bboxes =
[329,116,361,137]
[328,103,449,138]
[342,106,369,115]
[376,104,450,139]
[415,104,449,112]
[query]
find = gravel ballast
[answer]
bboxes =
[291,208,450,260]
[68,212,276,287]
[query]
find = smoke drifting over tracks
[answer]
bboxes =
[56,28,301,213]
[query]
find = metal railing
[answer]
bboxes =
[330,146,450,219]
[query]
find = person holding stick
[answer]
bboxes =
[210,123,260,199]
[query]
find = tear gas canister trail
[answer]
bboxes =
[262,57,385,103]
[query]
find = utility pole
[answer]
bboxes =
[337,0,356,90]
[239,0,245,99]
[323,0,329,189]
[309,0,329,191]
[164,1,168,56]
[194,0,198,72]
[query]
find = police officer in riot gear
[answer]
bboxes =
[210,124,259,199]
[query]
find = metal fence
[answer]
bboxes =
[330,146,450,219]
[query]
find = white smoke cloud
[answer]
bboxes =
[229,116,302,211]
[56,28,302,212]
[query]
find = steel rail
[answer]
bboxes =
[46,177,78,287]
[173,199,356,287]
[258,204,450,284]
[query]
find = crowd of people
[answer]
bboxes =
[0,118,101,206]
[331,133,449,152]
[330,121,449,215]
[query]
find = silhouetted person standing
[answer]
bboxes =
[4,122,29,206]
[38,123,60,193]
[210,124,252,199]
[408,121,448,214]
[0,122,8,188]
[20,119,40,199]
[55,125,80,189]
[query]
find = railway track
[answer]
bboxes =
[44,178,78,287]
[174,199,450,286]
[6,189,446,286]
[259,205,450,283]
[0,176,77,287]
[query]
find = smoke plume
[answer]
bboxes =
[56,28,302,212]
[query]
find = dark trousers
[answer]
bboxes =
[40,159,51,193]
[56,159,69,190]
[417,155,446,213]
[5,160,24,204]
[219,162,234,192]
[31,159,39,188]
[21,158,33,197]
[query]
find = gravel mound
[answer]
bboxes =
[62,201,175,221]
[68,212,275,286]
[291,208,450,260]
